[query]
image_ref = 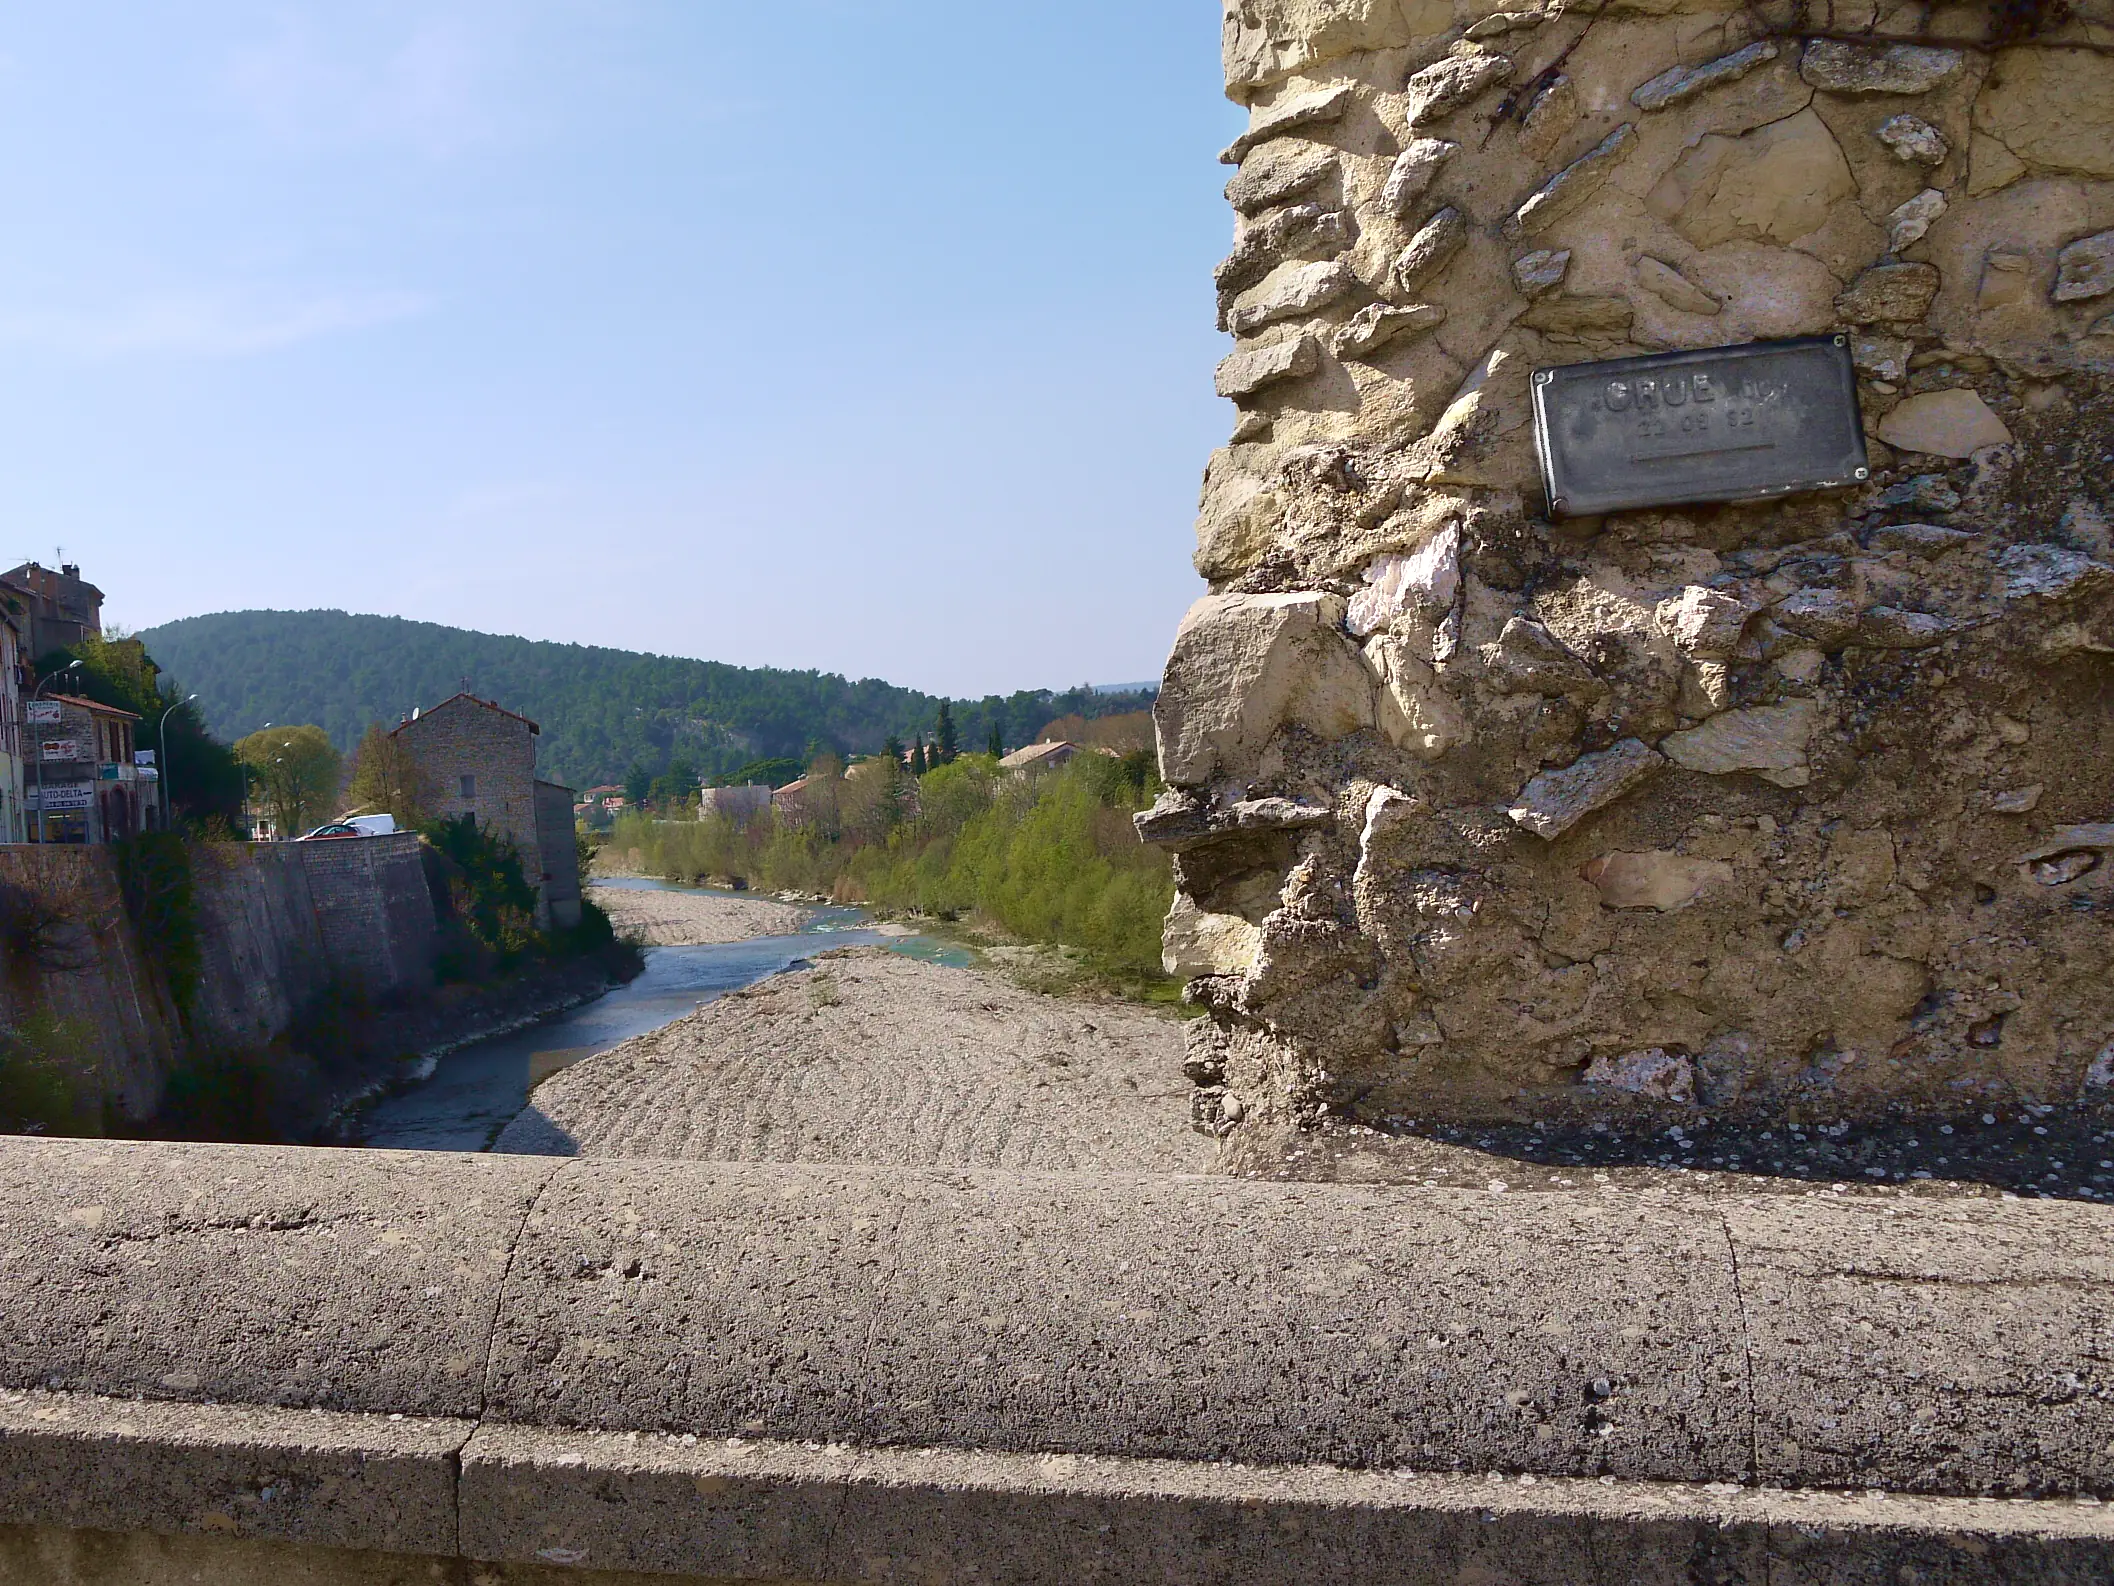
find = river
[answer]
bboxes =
[358,879,968,1153]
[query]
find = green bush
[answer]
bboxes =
[607,755,1174,984]
[0,1016,99,1137]
[114,833,201,1022]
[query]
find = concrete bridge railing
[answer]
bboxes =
[1,1136,2110,1583]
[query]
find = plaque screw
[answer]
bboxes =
[1536,370,1553,385]
[1833,335,1846,347]
[1854,467,1869,480]
[1549,496,1566,513]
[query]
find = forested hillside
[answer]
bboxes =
[138,610,1156,792]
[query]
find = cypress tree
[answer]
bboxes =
[911,736,927,775]
[935,700,958,763]
[987,723,1004,758]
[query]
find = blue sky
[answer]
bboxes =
[0,3,1244,696]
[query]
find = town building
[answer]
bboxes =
[26,693,149,843]
[0,562,104,662]
[391,694,581,929]
[998,740,1108,777]
[700,783,771,825]
[0,593,23,843]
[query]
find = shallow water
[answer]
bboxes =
[357,881,968,1153]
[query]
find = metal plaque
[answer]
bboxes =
[26,700,61,725]
[1532,336,1867,517]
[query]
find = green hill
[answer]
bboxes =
[136,610,1157,792]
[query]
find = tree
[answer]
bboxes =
[56,631,243,829]
[344,722,436,827]
[911,737,927,776]
[883,735,904,768]
[234,725,342,838]
[623,763,652,809]
[987,723,1004,758]
[934,699,958,764]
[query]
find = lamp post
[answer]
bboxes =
[30,659,84,844]
[155,693,197,833]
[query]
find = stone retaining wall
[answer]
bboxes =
[1,837,436,1121]
[0,1137,2108,1581]
[1149,0,2114,1133]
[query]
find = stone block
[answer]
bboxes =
[1660,699,1818,788]
[1833,260,1940,323]
[1799,40,1963,95]
[1875,388,2014,458]
[1507,739,1664,841]
[1402,47,1512,129]
[1216,334,1321,399]
[2054,229,2114,304]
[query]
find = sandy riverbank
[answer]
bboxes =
[588,882,807,946]
[497,946,1209,1173]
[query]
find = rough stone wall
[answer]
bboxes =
[3,839,436,1121]
[532,781,582,931]
[1150,0,2114,1132]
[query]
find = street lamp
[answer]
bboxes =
[30,659,84,844]
[155,693,197,833]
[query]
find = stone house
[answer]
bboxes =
[391,694,581,930]
[700,783,772,825]
[28,694,149,844]
[0,595,22,843]
[0,562,104,662]
[999,741,1100,777]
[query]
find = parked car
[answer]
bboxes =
[296,814,399,840]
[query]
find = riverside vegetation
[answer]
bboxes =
[603,750,1177,995]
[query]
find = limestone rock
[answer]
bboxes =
[1874,475,1961,514]
[1222,0,1444,101]
[1512,248,1569,297]
[1773,588,1863,648]
[1875,389,2014,459]
[1506,123,1637,240]
[1403,48,1513,129]
[1973,48,2114,179]
[1225,142,1338,214]
[1222,82,1357,164]
[1583,1048,1696,1104]
[1346,523,1459,636]
[1465,10,1542,39]
[1215,204,1350,298]
[1851,334,1913,383]
[1216,334,1321,399]
[1390,206,1468,295]
[1833,262,1939,324]
[1868,522,1972,556]
[2053,230,2114,304]
[1381,138,1457,216]
[1857,606,1952,648]
[1580,850,1735,911]
[1799,40,1963,96]
[1364,635,1470,759]
[1660,699,1818,788]
[1154,591,1373,787]
[1227,258,1358,335]
[1480,616,1600,697]
[1630,41,1779,113]
[1887,189,1947,253]
[1654,585,1749,658]
[1648,109,1852,249]
[1163,894,1264,978]
[1133,790,1331,850]
[1507,739,1664,840]
[1516,74,1578,163]
[1876,115,1948,166]
[1635,255,1721,316]
[1330,301,1444,360]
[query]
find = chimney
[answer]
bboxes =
[60,564,78,579]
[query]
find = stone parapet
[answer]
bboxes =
[0,1137,2110,1580]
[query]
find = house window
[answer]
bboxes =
[460,774,476,799]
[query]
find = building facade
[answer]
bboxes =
[391,694,581,929]
[26,694,149,844]
[0,562,104,662]
[0,597,23,843]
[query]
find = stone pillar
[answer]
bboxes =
[1149,0,2114,1134]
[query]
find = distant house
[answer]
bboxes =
[0,593,22,843]
[769,775,812,827]
[700,783,771,825]
[998,740,1111,777]
[391,694,581,930]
